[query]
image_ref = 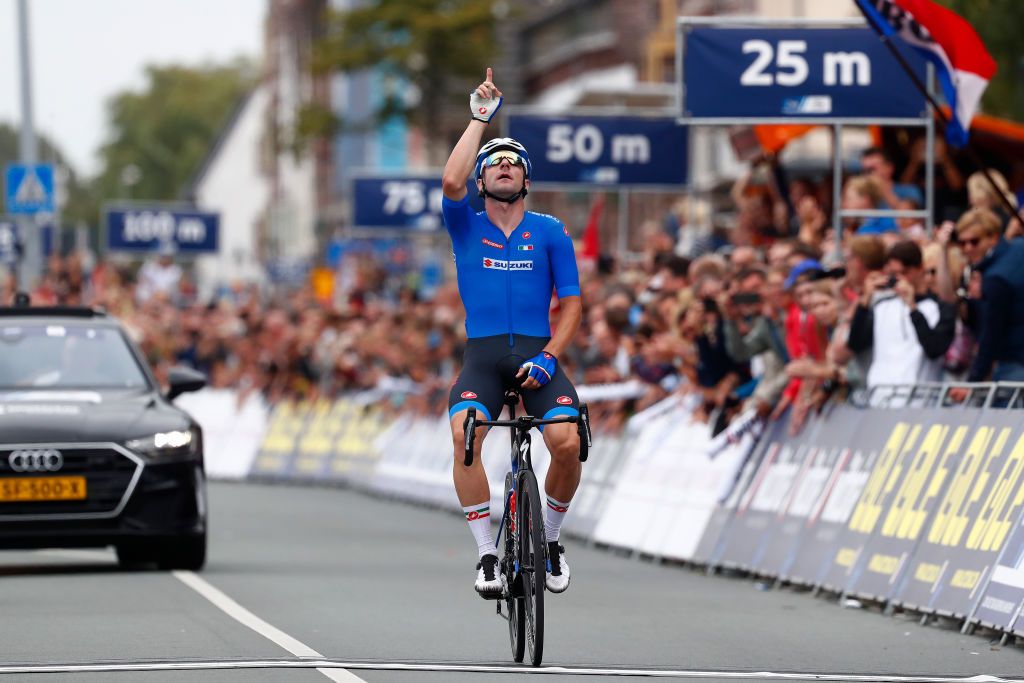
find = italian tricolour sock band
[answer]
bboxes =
[463,503,494,558]
[544,496,571,543]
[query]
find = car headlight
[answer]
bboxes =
[126,428,199,458]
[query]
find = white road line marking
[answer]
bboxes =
[172,571,365,683]
[0,659,1020,681]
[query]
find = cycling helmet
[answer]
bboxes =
[475,137,531,203]
[474,137,531,180]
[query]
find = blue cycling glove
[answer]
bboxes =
[520,352,557,387]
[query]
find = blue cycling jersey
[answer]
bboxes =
[442,195,581,341]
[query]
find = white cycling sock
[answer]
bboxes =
[463,503,494,558]
[544,495,571,543]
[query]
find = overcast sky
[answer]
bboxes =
[0,0,265,176]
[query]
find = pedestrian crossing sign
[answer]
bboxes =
[4,164,55,215]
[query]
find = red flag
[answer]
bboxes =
[856,0,996,146]
[582,195,604,263]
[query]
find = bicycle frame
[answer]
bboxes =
[462,391,592,546]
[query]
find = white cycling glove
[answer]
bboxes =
[471,91,503,124]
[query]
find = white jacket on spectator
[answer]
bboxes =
[862,293,943,388]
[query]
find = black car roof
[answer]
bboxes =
[0,307,119,326]
[0,306,109,320]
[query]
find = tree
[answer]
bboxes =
[94,60,255,204]
[300,0,498,154]
[936,0,1024,122]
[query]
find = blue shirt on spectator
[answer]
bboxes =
[857,216,900,235]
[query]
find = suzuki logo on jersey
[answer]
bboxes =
[481,238,504,250]
[556,395,573,405]
[461,391,477,399]
[482,258,533,271]
[517,244,534,251]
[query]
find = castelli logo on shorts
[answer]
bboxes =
[481,238,504,249]
[461,391,477,399]
[522,232,531,239]
[556,396,572,405]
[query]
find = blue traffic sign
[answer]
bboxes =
[681,27,928,121]
[507,115,688,187]
[352,176,482,229]
[105,207,219,253]
[4,164,55,215]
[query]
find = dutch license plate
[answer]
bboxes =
[0,476,87,502]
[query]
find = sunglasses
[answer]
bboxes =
[957,237,983,248]
[483,151,526,169]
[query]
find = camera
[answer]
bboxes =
[879,275,899,289]
[730,292,762,306]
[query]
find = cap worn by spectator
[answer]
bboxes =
[784,259,824,290]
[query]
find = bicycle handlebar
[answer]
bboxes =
[462,404,592,466]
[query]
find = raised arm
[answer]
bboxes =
[441,67,503,200]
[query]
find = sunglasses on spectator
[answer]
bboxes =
[958,236,983,248]
[483,151,526,168]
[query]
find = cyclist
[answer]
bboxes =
[441,68,583,599]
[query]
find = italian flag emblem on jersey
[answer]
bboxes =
[518,245,534,251]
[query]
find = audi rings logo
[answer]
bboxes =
[8,449,64,473]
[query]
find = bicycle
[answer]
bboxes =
[463,389,592,667]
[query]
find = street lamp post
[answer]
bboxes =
[15,0,41,292]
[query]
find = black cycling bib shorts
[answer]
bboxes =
[448,334,579,429]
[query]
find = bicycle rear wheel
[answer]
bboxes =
[503,472,525,663]
[517,469,545,667]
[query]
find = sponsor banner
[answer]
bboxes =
[252,399,388,483]
[781,406,873,586]
[563,430,628,539]
[592,399,687,551]
[690,427,774,565]
[174,389,267,480]
[757,404,868,583]
[592,397,754,561]
[848,410,982,603]
[973,508,1024,633]
[893,410,1024,616]
[712,411,820,572]
[815,409,941,593]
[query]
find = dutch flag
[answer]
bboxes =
[855,0,996,147]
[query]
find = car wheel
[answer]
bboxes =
[116,542,157,569]
[158,533,206,571]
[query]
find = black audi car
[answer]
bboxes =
[0,302,208,570]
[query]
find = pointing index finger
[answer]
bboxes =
[486,67,493,83]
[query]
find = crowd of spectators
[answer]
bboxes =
[3,142,1023,435]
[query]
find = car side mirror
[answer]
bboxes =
[167,366,207,401]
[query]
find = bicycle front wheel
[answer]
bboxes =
[504,472,525,663]
[517,469,545,667]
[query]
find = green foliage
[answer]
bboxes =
[300,0,497,141]
[95,60,255,203]
[935,0,1024,122]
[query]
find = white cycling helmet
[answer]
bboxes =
[474,137,532,180]
[474,137,531,203]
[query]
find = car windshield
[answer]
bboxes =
[0,323,149,390]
